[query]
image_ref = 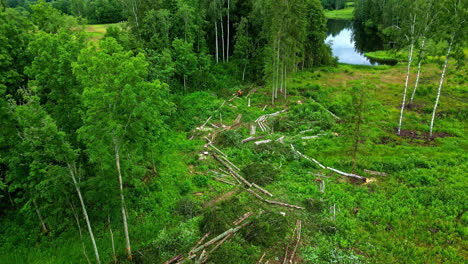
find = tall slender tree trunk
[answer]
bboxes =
[215,21,219,64]
[69,201,91,264]
[131,0,139,29]
[219,5,225,62]
[430,34,454,138]
[397,15,416,135]
[242,63,246,81]
[68,162,101,264]
[280,60,284,92]
[226,0,230,62]
[410,37,426,104]
[108,215,117,264]
[32,199,48,234]
[275,40,281,99]
[113,139,132,261]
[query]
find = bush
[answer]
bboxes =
[207,241,258,264]
[254,141,296,161]
[241,212,289,247]
[192,174,209,188]
[175,197,201,219]
[241,163,279,186]
[215,130,243,148]
[199,198,243,234]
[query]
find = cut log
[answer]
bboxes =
[257,252,266,264]
[242,136,265,143]
[207,143,228,158]
[164,254,184,264]
[290,144,326,169]
[250,125,256,135]
[289,220,301,263]
[264,200,304,210]
[276,136,285,143]
[252,183,273,197]
[327,167,366,180]
[254,139,272,145]
[214,177,236,186]
[190,222,248,256]
[246,188,264,201]
[188,233,211,256]
[220,155,240,171]
[233,212,253,226]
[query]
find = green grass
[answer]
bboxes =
[84,23,119,43]
[324,7,354,20]
[364,50,407,63]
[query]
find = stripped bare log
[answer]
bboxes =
[226,114,242,130]
[327,167,366,180]
[302,134,327,140]
[242,136,265,143]
[262,105,268,111]
[198,116,212,130]
[364,169,387,177]
[289,220,302,263]
[207,143,228,158]
[188,233,211,256]
[257,252,266,264]
[214,177,236,186]
[276,136,285,143]
[252,183,273,197]
[208,233,232,254]
[164,254,184,264]
[299,128,315,134]
[233,212,253,225]
[254,139,272,145]
[190,222,248,256]
[264,200,304,210]
[246,188,264,201]
[250,125,256,135]
[230,170,252,187]
[311,99,340,120]
[290,144,326,169]
[220,155,240,171]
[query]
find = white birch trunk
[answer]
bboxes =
[68,163,100,264]
[275,42,280,99]
[219,5,225,62]
[227,0,230,62]
[32,199,48,234]
[131,0,139,28]
[108,216,117,264]
[397,15,416,135]
[430,34,454,138]
[69,202,91,264]
[410,37,426,104]
[113,140,132,261]
[215,21,219,64]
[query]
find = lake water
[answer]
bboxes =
[326,19,388,66]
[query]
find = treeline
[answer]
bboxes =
[354,0,466,136]
[0,0,333,262]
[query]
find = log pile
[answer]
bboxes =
[255,109,288,132]
[165,213,252,264]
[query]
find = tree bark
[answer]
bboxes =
[397,15,416,135]
[226,0,230,62]
[215,21,219,64]
[109,215,117,264]
[430,33,454,138]
[219,2,225,62]
[32,199,48,234]
[68,162,101,264]
[410,36,426,104]
[113,139,132,261]
[69,201,91,264]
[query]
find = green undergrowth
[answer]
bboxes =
[2,62,466,263]
[324,7,354,20]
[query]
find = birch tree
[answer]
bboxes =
[74,38,172,261]
[429,0,466,137]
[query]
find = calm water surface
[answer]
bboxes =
[326,19,388,66]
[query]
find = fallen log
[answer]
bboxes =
[276,136,285,143]
[246,188,264,201]
[327,167,366,180]
[163,254,183,264]
[257,252,266,264]
[289,220,302,263]
[188,233,210,256]
[290,144,326,169]
[254,139,272,145]
[264,200,304,210]
[233,212,253,226]
[220,155,240,171]
[252,183,273,197]
[190,222,248,256]
[214,177,236,186]
[241,136,265,143]
[207,143,228,158]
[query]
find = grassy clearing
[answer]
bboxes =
[324,7,354,20]
[84,23,118,43]
[2,61,465,263]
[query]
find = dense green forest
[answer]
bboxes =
[0,0,467,263]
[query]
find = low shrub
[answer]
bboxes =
[241,212,289,247]
[241,163,279,186]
